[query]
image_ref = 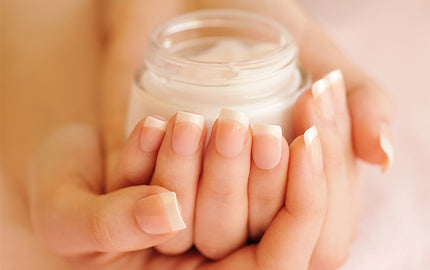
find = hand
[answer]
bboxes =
[202,0,395,171]
[293,70,363,269]
[29,115,328,269]
[108,109,291,259]
[200,1,395,269]
[97,1,394,269]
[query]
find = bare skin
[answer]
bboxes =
[0,0,394,269]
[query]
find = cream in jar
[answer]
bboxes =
[126,9,309,141]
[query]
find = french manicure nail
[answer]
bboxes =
[144,116,168,130]
[325,69,347,112]
[215,108,249,157]
[379,125,394,173]
[135,192,187,235]
[219,108,249,127]
[172,111,204,155]
[140,116,168,152]
[304,125,323,171]
[252,124,283,170]
[312,78,335,120]
[325,69,344,90]
[304,125,318,147]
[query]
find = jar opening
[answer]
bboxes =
[145,9,298,85]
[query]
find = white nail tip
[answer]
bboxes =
[252,124,282,140]
[219,108,249,127]
[325,69,344,84]
[380,132,394,173]
[176,111,205,129]
[158,192,187,232]
[304,125,318,148]
[311,78,330,99]
[144,116,168,130]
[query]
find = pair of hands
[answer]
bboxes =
[27,0,394,269]
[29,70,392,270]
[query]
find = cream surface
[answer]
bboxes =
[186,39,279,62]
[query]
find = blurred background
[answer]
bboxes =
[1,0,429,269]
[299,0,430,268]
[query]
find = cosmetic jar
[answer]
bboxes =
[126,9,310,140]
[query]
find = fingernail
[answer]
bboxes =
[304,125,323,171]
[140,116,168,152]
[379,125,394,173]
[135,192,187,235]
[325,69,347,112]
[252,124,283,170]
[312,78,335,120]
[172,111,204,155]
[215,108,249,157]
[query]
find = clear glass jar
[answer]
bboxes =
[126,9,309,140]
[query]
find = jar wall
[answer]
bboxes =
[126,9,310,141]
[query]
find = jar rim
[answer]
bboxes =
[145,9,298,84]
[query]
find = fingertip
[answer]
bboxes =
[352,117,395,170]
[140,116,168,152]
[110,116,167,191]
[251,124,283,170]
[293,89,319,136]
[379,123,394,173]
[135,191,187,235]
[287,126,326,218]
[172,111,205,156]
[348,85,395,171]
[92,185,180,252]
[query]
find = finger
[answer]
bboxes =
[33,185,187,255]
[326,70,363,245]
[29,126,186,255]
[283,7,395,172]
[150,111,207,255]
[203,0,395,173]
[100,0,188,186]
[204,126,326,270]
[248,124,289,240]
[293,74,357,269]
[256,126,326,269]
[298,24,395,172]
[107,116,167,192]
[294,71,349,136]
[348,84,395,172]
[195,109,251,260]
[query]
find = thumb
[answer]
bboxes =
[31,183,186,256]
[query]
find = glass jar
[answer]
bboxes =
[126,9,309,141]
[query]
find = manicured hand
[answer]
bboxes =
[29,115,328,269]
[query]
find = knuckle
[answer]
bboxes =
[292,191,327,220]
[206,178,236,199]
[91,207,115,252]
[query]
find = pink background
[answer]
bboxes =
[0,0,429,269]
[300,0,430,268]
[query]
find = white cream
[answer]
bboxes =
[126,10,309,141]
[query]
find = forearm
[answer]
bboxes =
[0,0,100,197]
